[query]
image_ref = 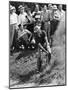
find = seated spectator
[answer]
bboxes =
[16,23,32,50]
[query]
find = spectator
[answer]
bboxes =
[58,4,65,21]
[53,5,60,21]
[16,23,32,49]
[10,5,18,52]
[48,4,53,11]
[41,5,50,42]
[50,5,60,36]
[18,6,28,29]
[32,4,41,23]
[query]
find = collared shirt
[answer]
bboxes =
[18,12,28,26]
[10,12,18,25]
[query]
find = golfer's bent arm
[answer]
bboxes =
[38,43,48,53]
[45,36,51,53]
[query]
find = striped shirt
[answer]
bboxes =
[32,11,41,20]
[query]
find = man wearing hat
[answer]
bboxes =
[10,5,18,53]
[51,5,60,34]
[58,4,65,21]
[18,5,28,29]
[41,5,51,42]
[53,5,60,21]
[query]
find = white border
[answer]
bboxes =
[0,0,67,90]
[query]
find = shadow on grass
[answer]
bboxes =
[15,49,37,60]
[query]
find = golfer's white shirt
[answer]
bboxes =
[10,13,18,25]
[18,12,28,26]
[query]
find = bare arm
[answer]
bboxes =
[45,36,51,53]
[38,43,48,53]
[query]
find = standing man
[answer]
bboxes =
[18,5,28,29]
[51,5,60,35]
[49,5,61,46]
[48,4,53,11]
[10,5,18,53]
[58,4,65,21]
[41,5,50,42]
[32,4,41,24]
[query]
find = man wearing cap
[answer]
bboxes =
[50,5,60,36]
[58,4,65,21]
[10,5,18,52]
[34,25,51,72]
[18,5,28,29]
[41,5,50,42]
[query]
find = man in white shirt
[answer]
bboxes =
[50,5,60,36]
[49,5,60,46]
[10,6,18,51]
[58,4,65,21]
[53,5,60,21]
[18,6,28,29]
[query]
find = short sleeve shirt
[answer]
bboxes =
[18,12,28,26]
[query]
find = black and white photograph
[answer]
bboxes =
[9,1,66,88]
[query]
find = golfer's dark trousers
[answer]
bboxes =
[37,47,42,72]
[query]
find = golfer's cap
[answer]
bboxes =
[34,26,40,32]
[53,5,57,10]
